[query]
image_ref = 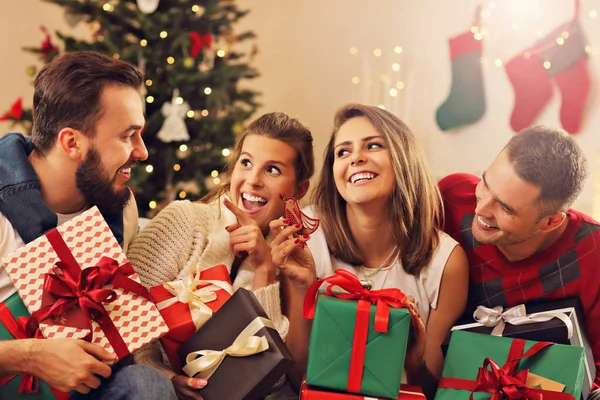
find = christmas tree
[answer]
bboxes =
[3,0,260,216]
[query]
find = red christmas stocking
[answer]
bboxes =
[506,14,589,134]
[547,21,590,134]
[505,53,553,133]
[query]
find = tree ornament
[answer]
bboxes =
[25,65,37,78]
[137,0,160,14]
[157,89,191,143]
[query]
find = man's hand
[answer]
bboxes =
[171,375,207,400]
[27,338,116,394]
[223,198,276,287]
[270,218,316,293]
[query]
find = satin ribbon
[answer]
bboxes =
[26,229,151,359]
[439,338,575,400]
[303,269,413,393]
[189,32,213,57]
[156,274,233,330]
[0,98,22,121]
[182,316,274,379]
[474,305,574,338]
[0,305,41,394]
[0,304,71,399]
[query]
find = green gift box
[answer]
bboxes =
[0,293,69,400]
[306,294,411,398]
[436,330,585,400]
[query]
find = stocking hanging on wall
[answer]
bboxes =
[436,10,486,131]
[506,0,589,134]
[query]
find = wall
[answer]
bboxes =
[2,0,598,213]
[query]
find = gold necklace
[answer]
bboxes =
[359,244,398,290]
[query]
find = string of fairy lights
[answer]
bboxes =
[348,0,597,107]
[99,2,235,209]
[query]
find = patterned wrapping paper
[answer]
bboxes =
[1,207,169,358]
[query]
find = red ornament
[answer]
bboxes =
[39,26,59,55]
[280,193,319,235]
[189,32,213,58]
[0,98,23,121]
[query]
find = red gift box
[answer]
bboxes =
[1,207,169,360]
[300,381,426,400]
[149,265,233,372]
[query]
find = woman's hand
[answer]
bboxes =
[270,218,316,293]
[223,198,276,279]
[171,375,207,400]
[403,297,427,374]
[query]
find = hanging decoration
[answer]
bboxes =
[157,90,191,143]
[137,0,160,14]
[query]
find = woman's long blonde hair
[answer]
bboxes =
[313,104,442,275]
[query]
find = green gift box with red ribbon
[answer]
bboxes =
[0,293,70,399]
[436,330,585,400]
[303,270,412,399]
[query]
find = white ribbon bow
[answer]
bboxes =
[473,304,573,338]
[156,274,233,330]
[182,316,274,379]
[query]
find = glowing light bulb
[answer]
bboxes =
[373,49,382,57]
[173,164,181,171]
[160,31,168,39]
[140,39,148,47]
[222,148,231,157]
[175,97,184,105]
[394,46,403,54]
[146,96,154,103]
[145,165,154,173]
[149,201,157,209]
[351,76,360,84]
[179,144,188,152]
[392,63,400,72]
[211,170,219,178]
[204,87,212,95]
[349,47,358,55]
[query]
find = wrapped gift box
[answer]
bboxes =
[1,207,169,360]
[149,264,233,372]
[177,288,294,400]
[0,293,70,399]
[300,381,425,400]
[305,272,411,399]
[436,330,585,400]
[445,298,594,399]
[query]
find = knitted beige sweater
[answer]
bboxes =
[127,198,289,379]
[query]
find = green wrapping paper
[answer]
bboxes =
[436,330,585,400]
[306,295,411,398]
[0,293,69,399]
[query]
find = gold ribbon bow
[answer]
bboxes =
[156,274,233,330]
[182,316,274,379]
[473,304,573,338]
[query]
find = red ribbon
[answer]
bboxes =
[439,338,575,400]
[189,32,213,57]
[0,304,71,399]
[26,229,151,360]
[303,269,413,393]
[40,26,58,54]
[0,98,22,121]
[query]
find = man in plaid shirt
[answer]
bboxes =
[439,126,600,397]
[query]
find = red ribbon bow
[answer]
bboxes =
[303,269,413,393]
[40,26,58,53]
[0,305,70,399]
[439,339,575,400]
[27,229,150,359]
[0,98,22,121]
[189,32,213,57]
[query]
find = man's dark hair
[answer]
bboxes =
[32,51,143,154]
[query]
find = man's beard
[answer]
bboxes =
[75,146,131,214]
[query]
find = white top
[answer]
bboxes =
[303,205,458,325]
[0,209,85,303]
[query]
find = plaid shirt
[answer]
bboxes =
[439,173,600,390]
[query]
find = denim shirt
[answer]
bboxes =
[0,133,124,245]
